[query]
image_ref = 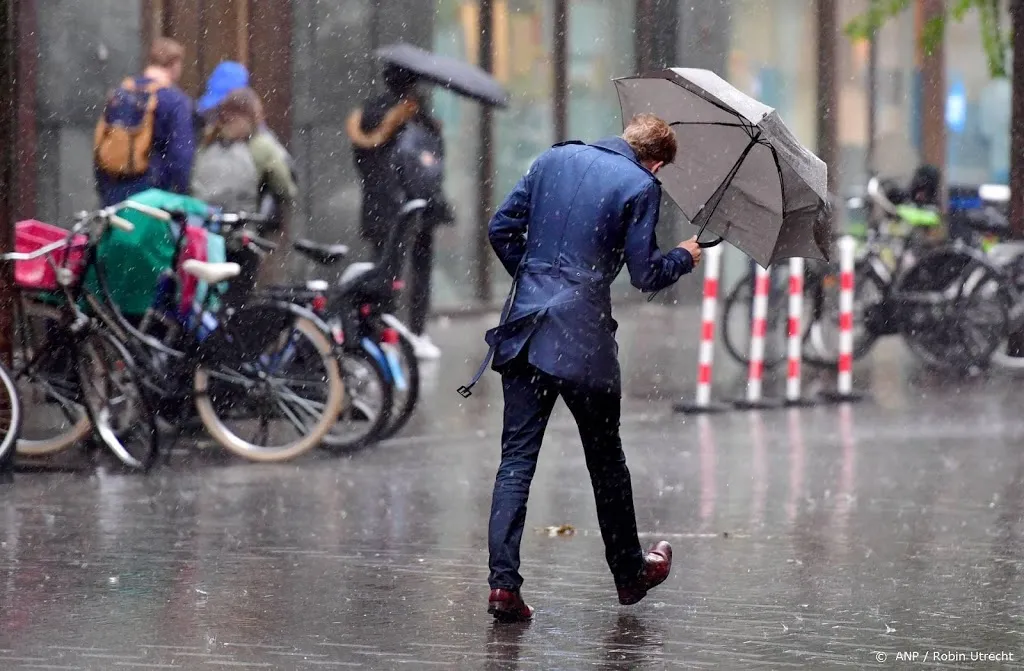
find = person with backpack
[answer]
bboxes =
[346,65,453,360]
[94,37,195,207]
[190,88,298,286]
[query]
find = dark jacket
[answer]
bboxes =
[486,137,694,391]
[347,91,445,245]
[96,77,195,207]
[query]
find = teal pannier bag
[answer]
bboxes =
[86,188,211,316]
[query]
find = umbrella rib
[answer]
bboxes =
[664,75,756,124]
[692,130,763,237]
[765,143,788,216]
[669,121,752,129]
[765,142,788,261]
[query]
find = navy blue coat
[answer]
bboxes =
[96,79,196,207]
[485,137,694,391]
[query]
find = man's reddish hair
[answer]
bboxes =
[622,113,677,165]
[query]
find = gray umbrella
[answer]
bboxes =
[375,43,509,108]
[613,68,831,267]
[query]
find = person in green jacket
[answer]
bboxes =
[191,87,296,213]
[190,87,297,284]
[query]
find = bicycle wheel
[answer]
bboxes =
[804,261,884,367]
[0,362,22,465]
[320,348,393,451]
[379,328,420,440]
[897,250,1009,371]
[194,312,344,462]
[77,330,160,472]
[13,301,92,456]
[720,266,796,369]
[986,256,1024,371]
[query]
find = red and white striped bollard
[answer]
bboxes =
[784,257,816,406]
[821,235,864,403]
[733,263,779,409]
[674,244,730,414]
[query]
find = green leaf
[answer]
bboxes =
[844,0,1010,79]
[921,15,947,55]
[843,0,913,39]
[950,0,976,21]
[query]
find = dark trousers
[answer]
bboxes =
[407,225,433,336]
[488,354,644,591]
[370,224,433,336]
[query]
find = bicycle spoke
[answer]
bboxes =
[271,394,311,436]
[274,383,326,421]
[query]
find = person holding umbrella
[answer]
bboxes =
[346,64,450,361]
[463,67,830,621]
[346,44,509,361]
[466,114,703,622]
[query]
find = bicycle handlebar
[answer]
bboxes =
[244,230,278,252]
[108,214,135,232]
[1,238,69,262]
[0,201,148,263]
[209,211,267,226]
[1,203,275,264]
[118,200,170,222]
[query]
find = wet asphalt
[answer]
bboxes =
[1,304,1023,669]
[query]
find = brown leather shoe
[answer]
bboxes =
[488,588,534,622]
[616,540,673,605]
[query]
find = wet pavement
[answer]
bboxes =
[2,304,1024,669]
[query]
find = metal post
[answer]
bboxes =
[915,0,946,192]
[475,0,494,304]
[815,0,838,196]
[553,0,567,143]
[1005,0,1024,355]
[1010,0,1024,239]
[0,0,17,477]
[0,0,17,367]
[12,0,33,220]
[634,0,652,74]
[866,32,878,178]
[141,0,165,56]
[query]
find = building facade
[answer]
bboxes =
[16,0,1007,310]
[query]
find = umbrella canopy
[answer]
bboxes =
[374,43,509,108]
[613,68,831,267]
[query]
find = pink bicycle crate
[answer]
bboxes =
[15,220,88,291]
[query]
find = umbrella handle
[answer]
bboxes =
[693,217,724,248]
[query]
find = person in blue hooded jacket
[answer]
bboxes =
[195,61,296,230]
[473,114,702,622]
[195,61,249,137]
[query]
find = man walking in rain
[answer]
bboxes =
[475,114,703,621]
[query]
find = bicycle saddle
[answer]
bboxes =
[292,239,350,266]
[181,260,241,284]
[336,262,377,293]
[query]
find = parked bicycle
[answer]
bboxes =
[816,177,1007,371]
[208,210,396,451]
[19,202,345,464]
[720,176,1010,373]
[0,359,21,470]
[260,200,429,445]
[10,203,159,471]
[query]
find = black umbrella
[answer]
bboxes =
[614,68,831,267]
[374,43,509,108]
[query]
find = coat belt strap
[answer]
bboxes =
[457,276,518,398]
[457,275,610,398]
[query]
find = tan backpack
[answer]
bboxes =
[94,78,164,178]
